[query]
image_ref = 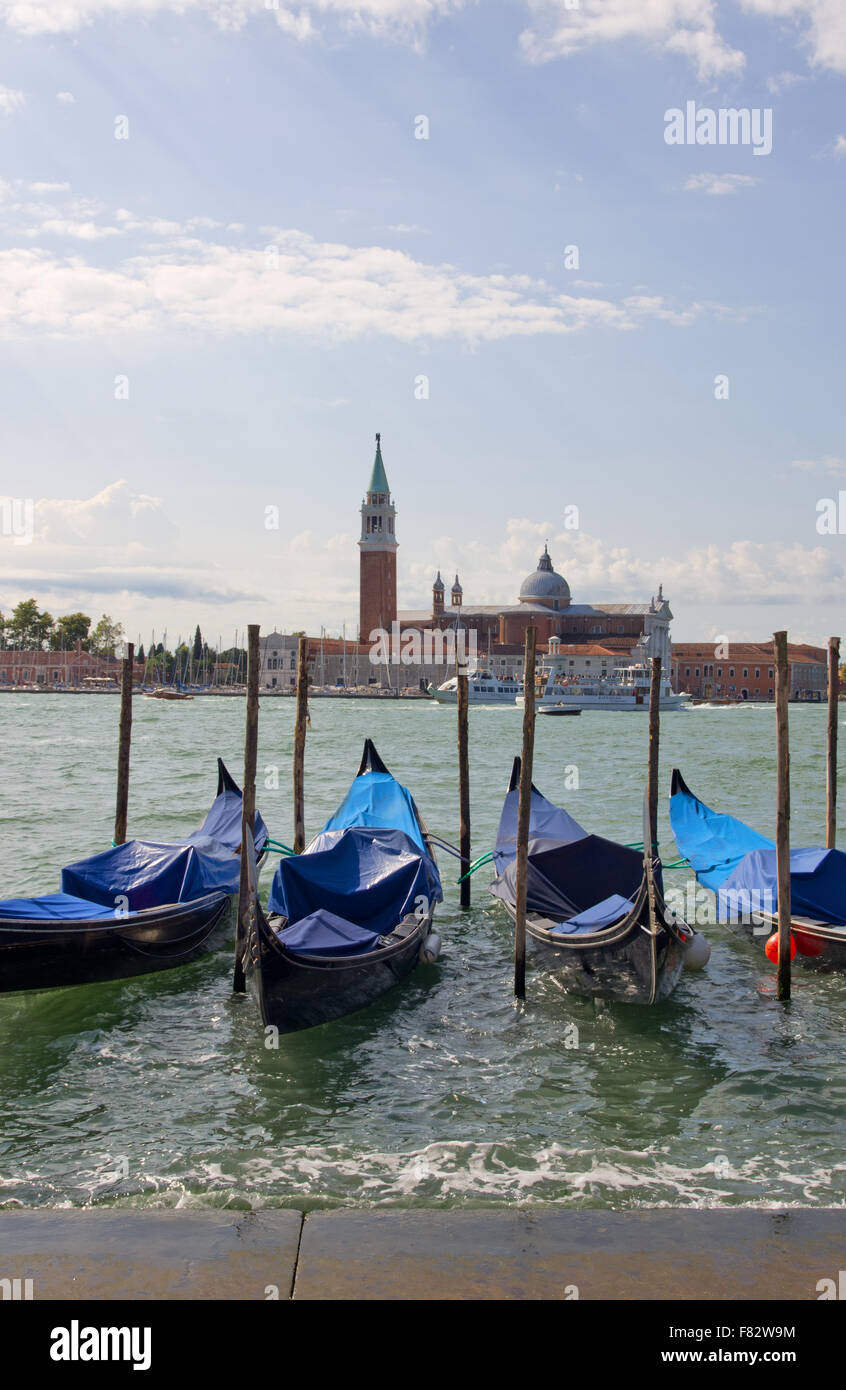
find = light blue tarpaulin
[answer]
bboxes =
[550,893,634,935]
[321,769,429,855]
[669,771,773,891]
[670,769,846,926]
[493,784,587,874]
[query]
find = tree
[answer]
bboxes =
[89,614,124,658]
[8,598,53,650]
[192,625,203,662]
[137,643,145,665]
[51,613,92,651]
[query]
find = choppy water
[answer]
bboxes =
[1,694,844,1211]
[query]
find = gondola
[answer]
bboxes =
[0,760,267,994]
[489,757,701,1004]
[241,739,442,1033]
[669,768,846,970]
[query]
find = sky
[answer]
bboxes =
[0,0,844,650]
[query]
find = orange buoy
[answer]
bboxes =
[793,929,825,958]
[765,931,796,963]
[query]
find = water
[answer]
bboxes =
[1,694,844,1212]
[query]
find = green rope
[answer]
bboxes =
[457,850,494,884]
[663,857,690,869]
[264,838,296,856]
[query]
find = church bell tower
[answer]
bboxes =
[358,433,398,641]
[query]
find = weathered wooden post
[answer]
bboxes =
[457,669,471,908]
[514,625,537,1000]
[827,636,840,850]
[113,641,134,846]
[293,635,309,855]
[234,624,260,994]
[774,630,791,1001]
[647,656,662,858]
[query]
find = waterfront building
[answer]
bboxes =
[671,642,827,701]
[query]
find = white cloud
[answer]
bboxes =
[0,84,25,114]
[410,517,846,612]
[56,91,76,103]
[29,182,72,194]
[0,480,261,607]
[520,0,746,81]
[791,455,844,473]
[766,69,805,91]
[833,134,846,158]
[0,220,740,343]
[741,0,846,76]
[684,172,762,195]
[0,0,461,42]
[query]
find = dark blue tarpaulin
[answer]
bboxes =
[280,908,383,958]
[269,827,441,936]
[0,762,265,922]
[719,846,846,926]
[491,833,644,922]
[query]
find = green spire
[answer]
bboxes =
[368,432,389,495]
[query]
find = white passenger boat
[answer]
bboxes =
[517,661,689,712]
[431,670,522,705]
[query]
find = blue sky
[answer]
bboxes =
[0,0,844,649]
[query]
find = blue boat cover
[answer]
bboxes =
[669,776,772,891]
[0,892,117,922]
[321,769,429,856]
[267,759,442,955]
[281,908,382,958]
[0,764,266,922]
[269,826,441,936]
[550,893,634,935]
[491,833,644,923]
[670,772,846,925]
[493,784,587,874]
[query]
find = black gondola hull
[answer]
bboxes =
[499,888,687,1005]
[0,892,233,994]
[246,905,433,1034]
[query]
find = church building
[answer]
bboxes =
[359,435,673,675]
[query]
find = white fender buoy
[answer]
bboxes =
[682,931,711,972]
[419,933,441,965]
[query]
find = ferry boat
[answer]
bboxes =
[431,670,522,705]
[517,661,689,712]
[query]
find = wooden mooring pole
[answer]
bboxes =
[113,642,134,846]
[293,635,309,855]
[457,669,471,908]
[826,636,840,850]
[773,630,792,1001]
[234,624,260,994]
[647,656,661,857]
[514,625,537,1000]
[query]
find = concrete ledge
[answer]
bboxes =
[294,1208,846,1301]
[0,1210,302,1301]
[1,1208,843,1300]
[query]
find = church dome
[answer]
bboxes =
[519,545,570,606]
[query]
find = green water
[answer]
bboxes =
[1,694,844,1211]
